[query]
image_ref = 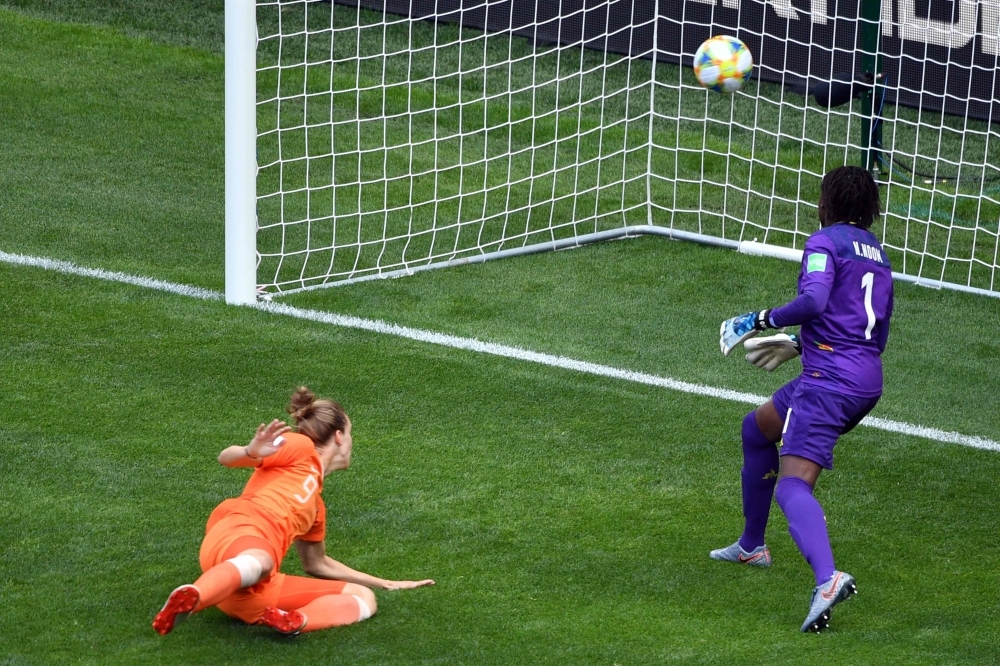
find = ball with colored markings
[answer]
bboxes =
[693,35,753,93]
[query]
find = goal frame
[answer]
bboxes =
[224,0,1000,304]
[225,0,258,305]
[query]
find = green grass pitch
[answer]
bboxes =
[2,3,1000,664]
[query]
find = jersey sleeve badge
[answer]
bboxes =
[806,253,828,273]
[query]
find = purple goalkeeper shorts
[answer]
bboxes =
[771,377,881,470]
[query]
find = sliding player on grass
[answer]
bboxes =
[715,166,893,633]
[153,387,434,637]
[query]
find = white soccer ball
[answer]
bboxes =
[693,35,754,94]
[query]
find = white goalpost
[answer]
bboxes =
[225,0,259,305]
[225,0,1000,304]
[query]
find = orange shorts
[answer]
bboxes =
[199,510,279,572]
[199,506,348,624]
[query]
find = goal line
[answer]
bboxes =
[3,248,997,454]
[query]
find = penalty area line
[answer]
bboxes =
[3,249,999,454]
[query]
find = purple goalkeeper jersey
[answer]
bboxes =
[769,223,894,398]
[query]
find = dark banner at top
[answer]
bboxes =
[668,0,1000,123]
[339,0,1000,123]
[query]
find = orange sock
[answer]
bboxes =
[192,562,243,611]
[296,594,366,633]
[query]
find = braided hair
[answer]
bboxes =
[287,386,348,446]
[820,166,881,230]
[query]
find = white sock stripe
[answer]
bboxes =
[3,250,998,454]
[227,555,262,588]
[352,594,373,621]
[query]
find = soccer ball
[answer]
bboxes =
[693,36,753,93]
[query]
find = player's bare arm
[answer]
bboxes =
[295,539,435,590]
[217,419,291,467]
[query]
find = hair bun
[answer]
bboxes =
[287,386,316,419]
[284,386,348,444]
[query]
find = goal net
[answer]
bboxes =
[226,0,1000,301]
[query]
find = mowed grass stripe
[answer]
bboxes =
[3,265,1000,665]
[0,9,998,663]
[3,248,998,453]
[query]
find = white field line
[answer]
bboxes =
[1,252,219,300]
[4,250,999,454]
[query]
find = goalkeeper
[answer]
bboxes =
[714,166,893,633]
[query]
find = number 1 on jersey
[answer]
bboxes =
[861,272,875,340]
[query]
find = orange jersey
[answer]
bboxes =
[207,432,326,565]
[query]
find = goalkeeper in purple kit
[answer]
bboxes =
[714,166,894,633]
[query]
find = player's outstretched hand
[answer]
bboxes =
[382,579,436,591]
[247,419,292,459]
[745,333,801,371]
[720,311,770,356]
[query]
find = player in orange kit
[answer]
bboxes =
[152,387,434,636]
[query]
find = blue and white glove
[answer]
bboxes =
[744,333,801,371]
[719,310,773,356]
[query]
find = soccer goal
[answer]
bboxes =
[225,0,1000,304]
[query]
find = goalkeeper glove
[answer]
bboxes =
[719,310,774,356]
[744,333,801,371]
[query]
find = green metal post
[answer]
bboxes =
[859,0,883,175]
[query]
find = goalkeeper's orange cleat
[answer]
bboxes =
[261,607,307,635]
[152,585,200,636]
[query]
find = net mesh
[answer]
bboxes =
[256,1,653,293]
[254,0,1000,296]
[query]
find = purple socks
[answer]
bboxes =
[738,411,779,552]
[775,476,836,585]
[735,411,837,586]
